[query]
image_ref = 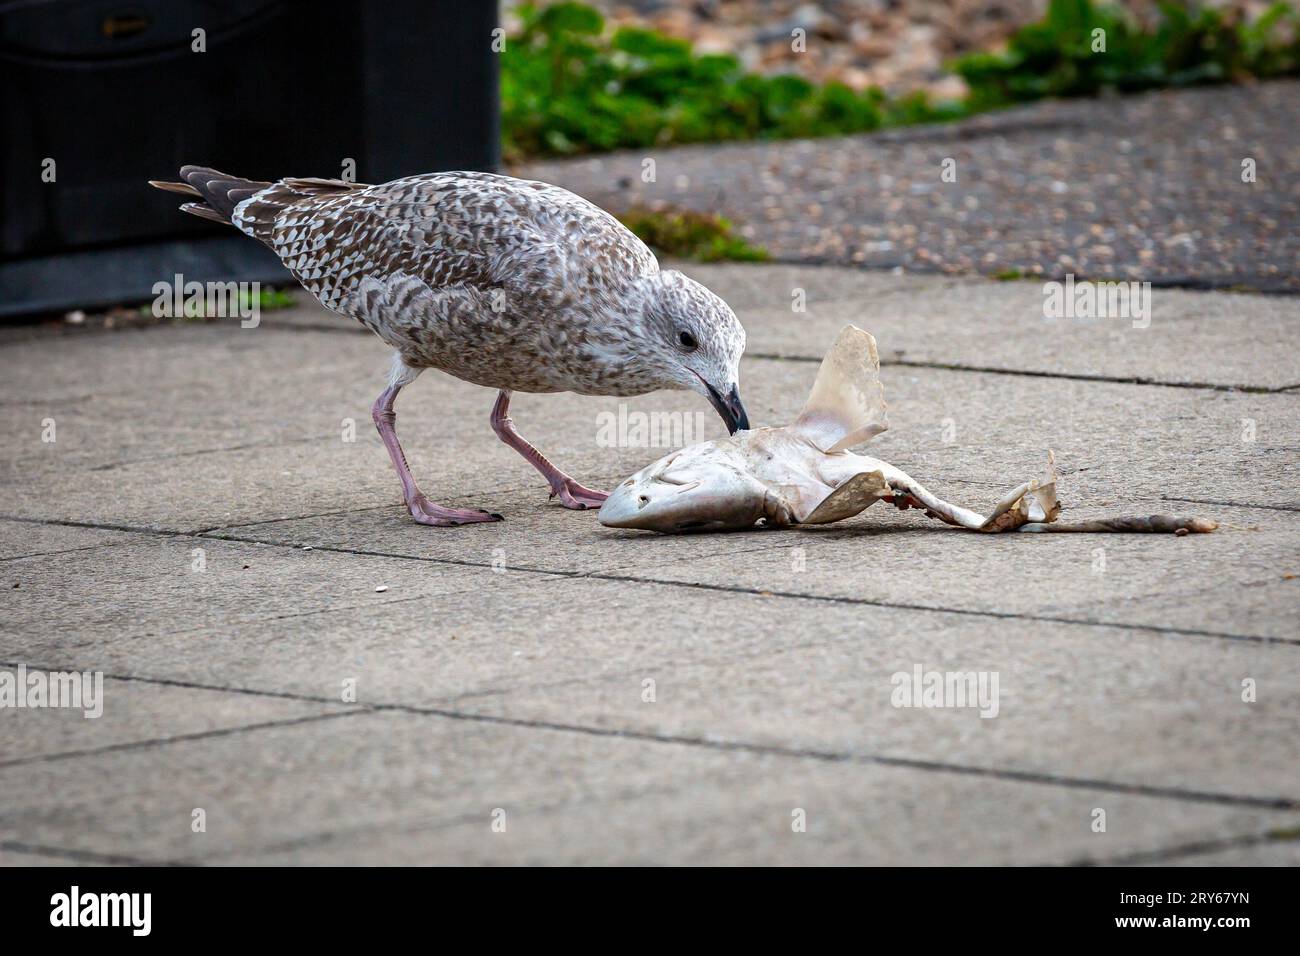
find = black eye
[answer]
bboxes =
[678,330,698,351]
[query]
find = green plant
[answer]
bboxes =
[501,2,1299,163]
[501,2,965,160]
[136,285,296,321]
[617,206,768,262]
[253,287,296,311]
[952,0,1300,108]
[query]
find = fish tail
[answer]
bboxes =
[1016,514,1218,534]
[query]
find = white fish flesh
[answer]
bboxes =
[598,326,1217,536]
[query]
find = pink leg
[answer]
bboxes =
[372,385,502,526]
[490,390,607,509]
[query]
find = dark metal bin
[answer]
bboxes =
[0,0,499,316]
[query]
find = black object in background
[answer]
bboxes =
[0,0,500,317]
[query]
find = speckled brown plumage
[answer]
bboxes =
[149,165,749,525]
[159,166,746,395]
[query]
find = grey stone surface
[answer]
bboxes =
[0,674,349,764]
[521,81,1300,292]
[9,567,1291,799]
[1133,838,1300,867]
[614,502,1299,640]
[1,262,1296,865]
[0,847,125,866]
[0,708,1289,866]
[680,263,1300,390]
[0,520,132,561]
[0,522,487,643]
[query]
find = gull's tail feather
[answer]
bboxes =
[149,165,273,229]
[147,179,200,196]
[149,165,366,244]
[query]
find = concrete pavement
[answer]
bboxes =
[1,261,1297,865]
[522,81,1300,292]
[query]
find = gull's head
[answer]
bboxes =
[635,270,749,434]
[598,439,771,533]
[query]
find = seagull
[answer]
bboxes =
[150,167,749,526]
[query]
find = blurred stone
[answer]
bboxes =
[553,1,1274,98]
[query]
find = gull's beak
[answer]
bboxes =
[706,383,750,434]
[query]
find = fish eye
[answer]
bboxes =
[677,330,698,352]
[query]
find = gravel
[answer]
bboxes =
[518,80,1300,292]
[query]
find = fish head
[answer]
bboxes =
[598,437,782,533]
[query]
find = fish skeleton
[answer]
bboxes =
[598,325,1218,535]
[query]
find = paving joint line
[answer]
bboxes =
[7,316,1292,392]
[1161,496,1300,514]
[2,512,1291,646]
[3,658,1296,812]
[1071,827,1300,866]
[0,840,188,867]
[0,707,366,771]
[748,353,1288,393]
[0,543,124,563]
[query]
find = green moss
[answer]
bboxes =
[618,206,769,262]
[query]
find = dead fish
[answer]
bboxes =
[598,325,1218,536]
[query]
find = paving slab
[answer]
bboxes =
[0,522,488,642]
[0,322,727,531]
[233,779,1292,866]
[0,707,1290,866]
[612,502,1299,642]
[2,258,1297,865]
[5,566,1294,802]
[0,520,133,561]
[180,488,1297,642]
[77,347,1291,528]
[0,674,350,764]
[4,312,1295,534]
[677,262,1300,390]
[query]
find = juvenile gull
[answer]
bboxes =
[149,167,749,526]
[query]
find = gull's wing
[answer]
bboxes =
[231,171,657,316]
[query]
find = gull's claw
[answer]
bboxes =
[551,479,609,510]
[409,494,504,526]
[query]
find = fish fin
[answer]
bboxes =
[797,469,889,524]
[978,451,1062,531]
[793,325,888,453]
